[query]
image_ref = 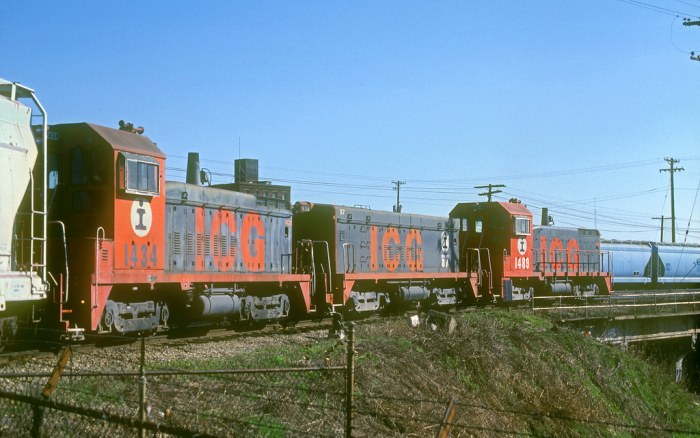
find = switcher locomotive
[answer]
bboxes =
[1,78,617,345]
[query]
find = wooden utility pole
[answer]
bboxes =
[659,158,684,243]
[683,18,700,60]
[475,184,505,202]
[393,180,405,213]
[652,216,668,242]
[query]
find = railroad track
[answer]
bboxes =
[18,288,696,360]
[0,305,480,365]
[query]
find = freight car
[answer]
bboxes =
[601,240,700,289]
[0,80,48,348]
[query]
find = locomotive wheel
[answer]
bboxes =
[161,303,170,325]
[102,309,114,331]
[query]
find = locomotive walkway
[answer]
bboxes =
[532,290,700,347]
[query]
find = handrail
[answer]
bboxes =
[315,241,333,294]
[48,221,69,303]
[8,81,48,284]
[533,249,610,274]
[342,243,355,274]
[531,290,700,318]
[95,227,105,309]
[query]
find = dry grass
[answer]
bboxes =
[5,311,700,437]
[349,310,700,437]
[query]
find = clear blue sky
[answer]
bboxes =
[4,1,700,243]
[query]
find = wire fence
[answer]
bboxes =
[6,311,696,437]
[0,325,356,437]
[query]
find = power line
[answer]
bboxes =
[674,0,700,9]
[164,157,698,242]
[615,0,694,16]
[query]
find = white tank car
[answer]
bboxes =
[0,79,48,344]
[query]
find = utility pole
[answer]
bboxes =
[659,157,684,243]
[652,216,668,242]
[392,180,405,213]
[475,184,505,202]
[683,19,700,60]
[594,197,598,229]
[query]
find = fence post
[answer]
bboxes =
[345,322,356,438]
[30,405,44,438]
[436,398,457,438]
[33,345,73,437]
[139,336,147,438]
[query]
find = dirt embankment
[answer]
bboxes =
[349,310,700,436]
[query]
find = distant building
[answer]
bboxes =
[214,158,291,209]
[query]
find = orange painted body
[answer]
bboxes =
[48,123,313,333]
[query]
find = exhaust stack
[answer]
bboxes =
[186,152,201,185]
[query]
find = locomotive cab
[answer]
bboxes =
[450,200,534,302]
[47,123,166,334]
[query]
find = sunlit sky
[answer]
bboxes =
[4,1,700,243]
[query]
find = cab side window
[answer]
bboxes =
[90,148,106,184]
[70,147,88,185]
[514,217,531,236]
[118,153,160,196]
[48,152,59,189]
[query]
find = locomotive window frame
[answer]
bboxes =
[118,152,160,197]
[70,147,88,185]
[513,216,531,236]
[460,218,468,232]
[48,151,59,189]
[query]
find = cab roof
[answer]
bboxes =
[450,201,532,217]
[51,122,165,159]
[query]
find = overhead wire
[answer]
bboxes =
[614,0,695,16]
[672,0,700,10]
[670,15,694,54]
[170,155,662,186]
[165,155,696,241]
[680,177,700,248]
[499,189,666,227]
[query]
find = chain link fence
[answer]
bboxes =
[0,325,356,437]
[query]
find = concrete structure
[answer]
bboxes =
[214,158,291,210]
